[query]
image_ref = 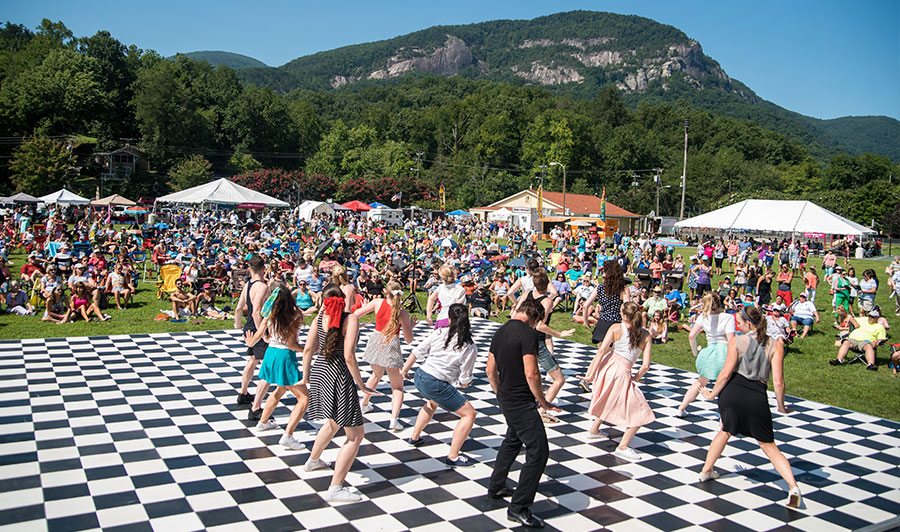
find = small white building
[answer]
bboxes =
[368,207,403,227]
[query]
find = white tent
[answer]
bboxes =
[674,199,875,236]
[157,178,289,207]
[488,207,512,221]
[38,189,90,205]
[297,200,334,221]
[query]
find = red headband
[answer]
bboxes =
[323,296,344,329]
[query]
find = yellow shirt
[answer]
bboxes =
[848,320,886,344]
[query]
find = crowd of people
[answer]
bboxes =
[3,202,898,527]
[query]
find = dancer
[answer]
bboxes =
[401,303,479,467]
[326,264,357,312]
[486,298,560,529]
[581,302,654,460]
[302,286,379,502]
[513,270,575,422]
[234,255,271,420]
[675,293,735,418]
[426,265,466,328]
[699,306,802,508]
[244,284,309,450]
[355,280,416,431]
[580,260,631,392]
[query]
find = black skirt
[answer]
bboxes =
[718,372,774,443]
[591,319,619,344]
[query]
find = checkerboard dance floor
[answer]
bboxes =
[2,319,898,532]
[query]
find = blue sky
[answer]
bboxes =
[7,0,899,120]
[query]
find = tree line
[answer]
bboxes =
[1,20,898,230]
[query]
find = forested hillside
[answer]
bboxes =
[179,51,267,69]
[1,19,898,231]
[231,10,899,162]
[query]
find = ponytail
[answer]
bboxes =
[741,305,768,347]
[621,301,644,350]
[444,304,473,350]
[321,286,345,359]
[380,280,404,341]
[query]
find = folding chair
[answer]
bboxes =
[156,264,182,300]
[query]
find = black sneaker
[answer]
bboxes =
[866,364,878,371]
[487,486,514,499]
[237,393,253,405]
[443,454,477,468]
[407,437,425,447]
[248,408,262,421]
[828,359,844,366]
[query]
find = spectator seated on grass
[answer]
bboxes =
[63,281,108,322]
[105,262,132,310]
[468,283,491,318]
[642,285,668,321]
[170,279,198,317]
[198,283,229,320]
[42,285,68,323]
[5,281,34,315]
[19,253,44,285]
[829,308,886,371]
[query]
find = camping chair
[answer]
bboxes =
[72,242,92,260]
[847,338,885,366]
[155,264,182,300]
[229,268,249,302]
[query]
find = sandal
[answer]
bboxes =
[540,412,559,424]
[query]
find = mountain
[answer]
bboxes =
[179,51,267,69]
[231,11,898,161]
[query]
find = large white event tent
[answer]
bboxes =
[38,189,90,205]
[296,200,335,221]
[674,199,874,236]
[156,178,289,207]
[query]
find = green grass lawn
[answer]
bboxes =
[2,245,898,421]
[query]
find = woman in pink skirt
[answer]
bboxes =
[581,301,654,461]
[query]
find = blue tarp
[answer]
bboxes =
[448,210,472,217]
[369,202,389,209]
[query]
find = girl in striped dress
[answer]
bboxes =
[355,280,416,431]
[302,286,379,502]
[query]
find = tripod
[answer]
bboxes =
[403,289,425,314]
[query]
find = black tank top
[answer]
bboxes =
[243,279,262,333]
[525,291,550,342]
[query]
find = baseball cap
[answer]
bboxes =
[653,286,662,293]
[798,291,808,298]
[202,283,211,290]
[868,309,881,318]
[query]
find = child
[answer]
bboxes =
[245,284,310,450]
[648,310,668,344]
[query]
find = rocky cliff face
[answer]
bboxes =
[367,35,474,80]
[326,34,727,92]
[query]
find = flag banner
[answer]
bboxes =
[439,185,445,211]
[537,184,543,214]
[600,187,606,222]
[391,192,402,202]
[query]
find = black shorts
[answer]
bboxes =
[246,337,268,361]
[714,258,724,268]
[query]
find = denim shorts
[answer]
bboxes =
[414,368,466,412]
[538,343,560,373]
[790,316,814,327]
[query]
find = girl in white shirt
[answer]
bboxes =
[426,265,466,328]
[401,303,478,467]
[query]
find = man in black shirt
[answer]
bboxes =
[486,298,560,529]
[468,284,491,318]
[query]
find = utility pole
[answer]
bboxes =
[549,162,566,214]
[680,117,689,220]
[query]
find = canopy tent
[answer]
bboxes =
[329,203,351,212]
[447,209,472,218]
[487,207,512,221]
[0,196,11,204]
[674,199,875,236]
[9,192,40,203]
[297,200,335,221]
[341,200,371,212]
[92,194,136,206]
[156,178,289,207]
[39,189,91,205]
[369,202,389,209]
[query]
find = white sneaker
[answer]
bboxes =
[279,433,305,450]
[388,418,402,432]
[303,457,330,472]
[614,447,643,461]
[674,409,687,418]
[587,429,608,440]
[785,486,802,508]
[698,470,720,482]
[360,402,373,414]
[325,485,361,502]
[255,419,279,432]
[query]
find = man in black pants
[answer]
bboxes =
[486,298,561,529]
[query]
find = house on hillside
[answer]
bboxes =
[471,189,643,235]
[93,145,150,180]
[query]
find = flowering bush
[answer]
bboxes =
[232,169,338,202]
